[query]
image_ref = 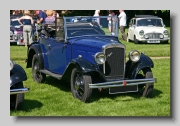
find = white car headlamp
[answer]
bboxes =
[139,30,144,36]
[163,30,168,35]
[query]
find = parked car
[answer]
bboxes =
[126,15,170,44]
[26,16,156,103]
[10,15,38,45]
[10,59,29,110]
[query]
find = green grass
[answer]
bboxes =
[10,44,170,116]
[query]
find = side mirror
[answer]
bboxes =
[163,25,166,27]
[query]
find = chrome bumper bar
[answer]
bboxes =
[10,88,29,95]
[89,78,157,89]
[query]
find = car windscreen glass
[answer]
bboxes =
[64,16,119,38]
[11,20,21,26]
[137,18,163,27]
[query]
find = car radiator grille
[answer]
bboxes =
[104,47,125,79]
[13,34,23,40]
[145,33,161,39]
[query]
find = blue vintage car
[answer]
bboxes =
[26,16,156,103]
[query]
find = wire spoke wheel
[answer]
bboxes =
[136,68,154,98]
[71,68,92,103]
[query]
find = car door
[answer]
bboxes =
[129,19,136,40]
[128,19,134,40]
[46,38,68,75]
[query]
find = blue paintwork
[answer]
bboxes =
[36,34,119,75]
[10,64,27,87]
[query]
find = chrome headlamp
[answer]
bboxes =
[144,34,149,39]
[163,30,168,35]
[10,31,13,36]
[10,59,15,71]
[129,50,141,62]
[139,30,144,36]
[94,52,106,64]
[14,31,17,34]
[159,34,164,39]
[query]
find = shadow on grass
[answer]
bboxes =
[11,99,43,112]
[43,76,71,92]
[90,88,163,102]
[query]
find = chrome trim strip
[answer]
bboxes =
[89,78,156,89]
[10,88,29,95]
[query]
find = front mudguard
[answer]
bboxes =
[125,53,154,79]
[26,43,45,69]
[62,58,106,82]
[10,64,27,87]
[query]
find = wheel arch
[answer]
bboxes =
[26,44,44,69]
[61,58,106,84]
[125,53,154,79]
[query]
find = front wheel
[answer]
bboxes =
[134,35,139,44]
[32,54,46,83]
[70,68,92,103]
[10,82,24,110]
[136,68,154,98]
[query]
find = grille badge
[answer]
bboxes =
[107,52,113,58]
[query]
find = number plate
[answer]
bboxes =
[147,40,160,43]
[109,85,138,94]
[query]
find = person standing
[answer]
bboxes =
[45,10,55,24]
[53,10,59,18]
[118,10,127,40]
[18,10,34,47]
[36,10,47,25]
[93,10,100,26]
[107,10,116,35]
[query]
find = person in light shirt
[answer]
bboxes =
[118,10,127,40]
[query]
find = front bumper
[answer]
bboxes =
[89,78,156,89]
[10,88,29,95]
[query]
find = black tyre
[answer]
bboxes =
[32,54,46,83]
[70,68,92,103]
[164,40,169,44]
[10,82,24,110]
[134,35,139,44]
[136,68,154,98]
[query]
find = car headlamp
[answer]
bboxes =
[10,59,15,71]
[159,34,164,39]
[14,31,17,34]
[94,52,106,64]
[163,30,168,35]
[128,50,141,62]
[10,31,13,36]
[144,34,149,39]
[139,30,144,36]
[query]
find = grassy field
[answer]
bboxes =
[10,35,170,116]
[10,57,170,116]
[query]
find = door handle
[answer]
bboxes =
[47,44,51,47]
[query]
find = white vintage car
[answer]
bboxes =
[126,15,170,44]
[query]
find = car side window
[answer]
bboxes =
[55,17,65,41]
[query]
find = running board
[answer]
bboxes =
[40,69,62,80]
